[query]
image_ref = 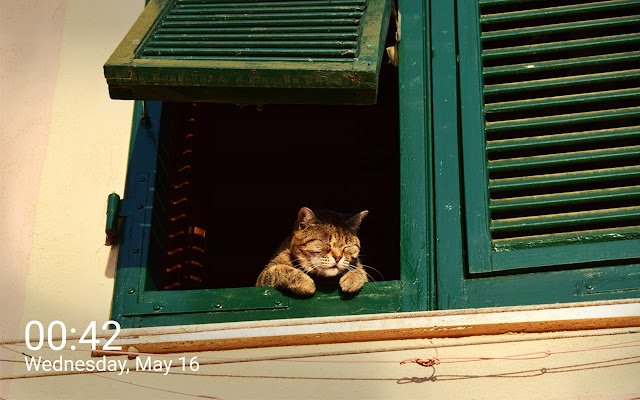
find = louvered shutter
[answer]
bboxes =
[433,0,640,308]
[459,0,640,274]
[104,0,392,104]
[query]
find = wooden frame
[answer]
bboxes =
[109,0,432,328]
[97,299,640,354]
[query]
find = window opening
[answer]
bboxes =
[148,61,400,291]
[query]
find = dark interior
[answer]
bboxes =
[150,62,400,290]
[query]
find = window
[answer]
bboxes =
[107,0,639,328]
[108,0,430,328]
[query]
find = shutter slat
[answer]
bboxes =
[156,26,359,34]
[487,126,640,153]
[490,186,640,213]
[172,5,366,14]
[482,34,640,61]
[164,12,365,21]
[176,0,366,6]
[485,88,640,113]
[153,32,359,40]
[493,226,640,249]
[481,0,640,25]
[485,107,640,134]
[161,18,361,27]
[482,15,640,42]
[489,166,640,193]
[488,146,640,173]
[142,47,357,57]
[148,40,358,49]
[491,206,640,233]
[483,52,640,78]
[483,69,640,96]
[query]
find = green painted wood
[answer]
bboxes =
[483,52,640,79]
[435,0,640,303]
[484,71,640,97]
[487,126,640,153]
[459,0,493,273]
[488,146,640,172]
[490,186,640,213]
[491,207,640,234]
[493,228,640,253]
[480,1,640,25]
[462,264,640,309]
[485,88,640,114]
[489,166,640,192]
[482,34,640,61]
[111,101,164,327]
[104,0,393,104]
[133,281,403,327]
[123,281,402,319]
[398,0,432,312]
[482,15,640,41]
[432,0,467,310]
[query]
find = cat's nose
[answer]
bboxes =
[332,251,342,261]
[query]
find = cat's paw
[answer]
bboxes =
[339,270,366,294]
[289,271,316,296]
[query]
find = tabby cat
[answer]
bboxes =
[256,207,369,296]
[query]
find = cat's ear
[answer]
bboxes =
[346,210,369,232]
[296,207,318,230]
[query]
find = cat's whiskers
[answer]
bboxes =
[291,259,314,274]
[361,263,385,280]
[347,263,382,281]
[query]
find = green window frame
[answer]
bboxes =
[109,0,432,328]
[108,0,640,329]
[433,0,640,309]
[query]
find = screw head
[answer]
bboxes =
[128,288,135,294]
[153,305,162,311]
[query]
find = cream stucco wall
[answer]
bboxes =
[1,1,639,399]
[0,0,142,339]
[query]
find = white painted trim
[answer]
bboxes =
[94,299,640,356]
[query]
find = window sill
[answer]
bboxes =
[97,298,640,356]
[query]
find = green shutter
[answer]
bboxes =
[104,0,392,104]
[434,0,640,309]
[463,0,640,273]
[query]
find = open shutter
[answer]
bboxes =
[434,0,640,308]
[104,0,392,104]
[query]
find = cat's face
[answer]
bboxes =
[289,207,367,278]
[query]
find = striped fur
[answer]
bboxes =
[256,207,368,296]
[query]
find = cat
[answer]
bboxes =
[256,207,369,296]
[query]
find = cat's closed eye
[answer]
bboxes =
[306,239,331,254]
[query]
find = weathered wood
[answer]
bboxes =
[94,300,640,356]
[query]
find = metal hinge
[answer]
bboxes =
[105,193,121,246]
